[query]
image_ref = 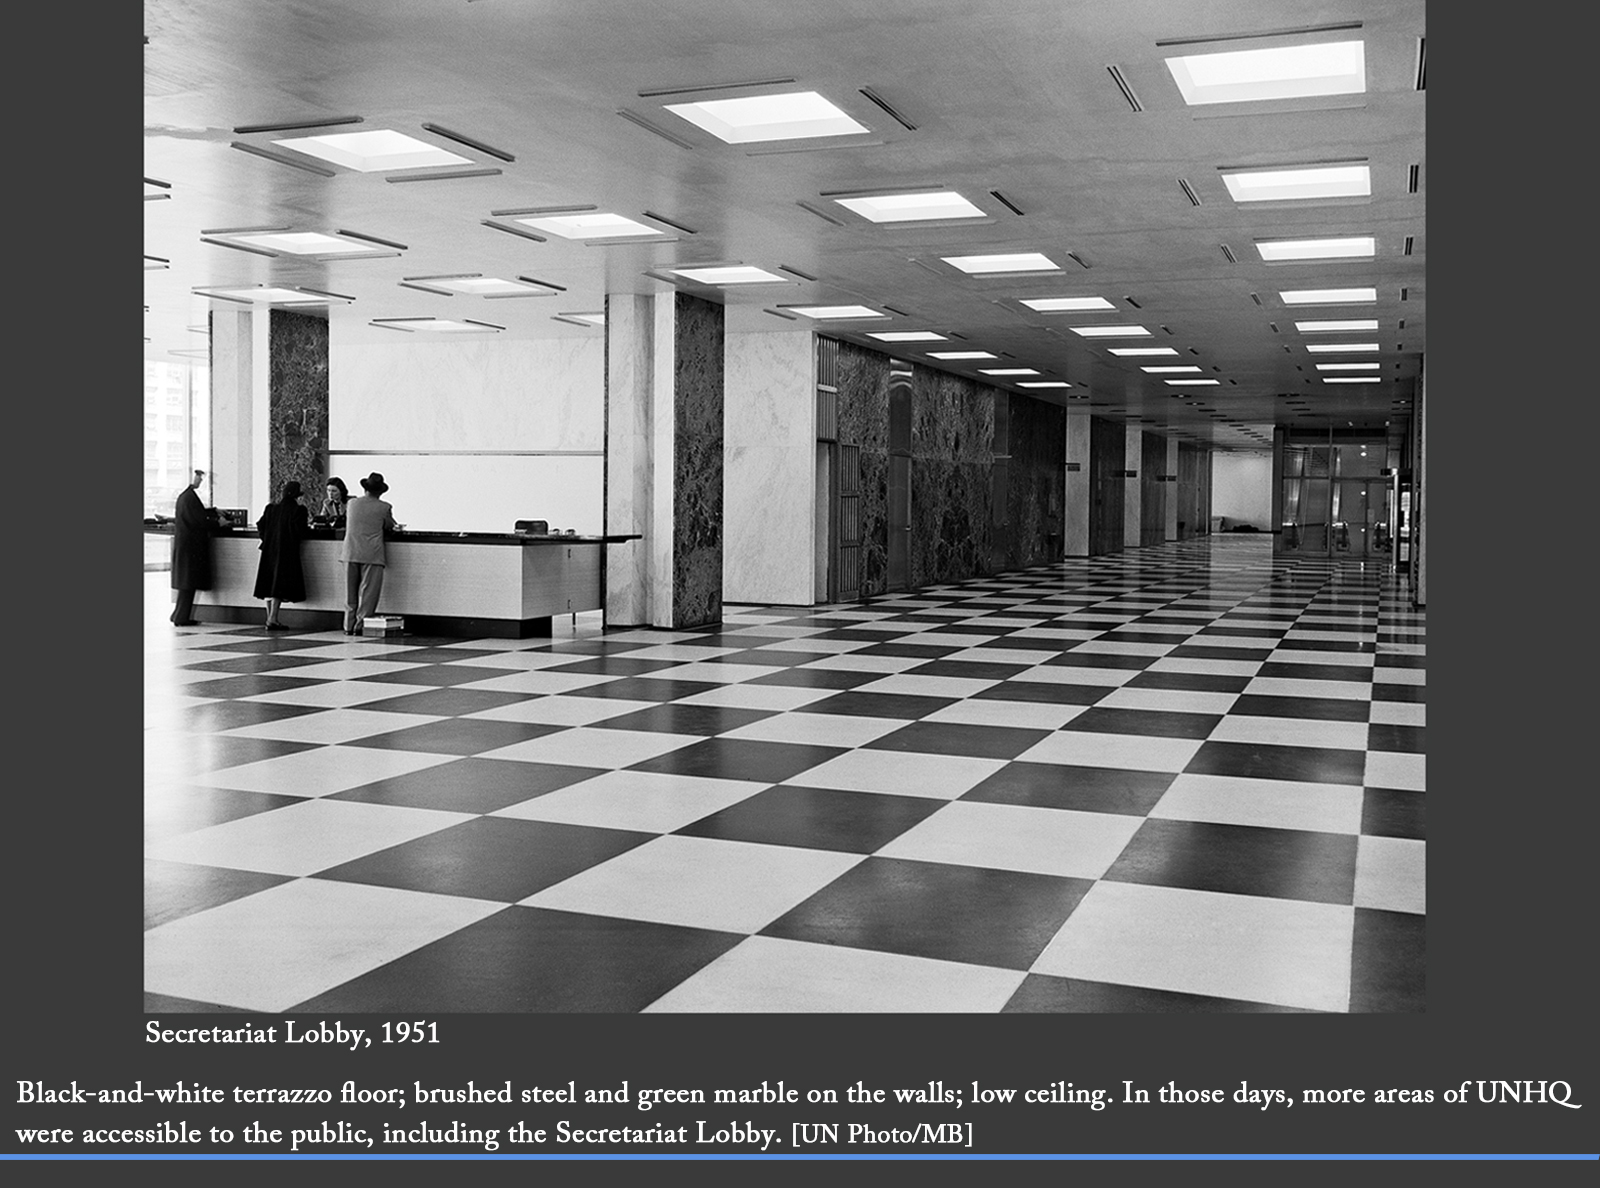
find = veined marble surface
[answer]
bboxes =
[606,295,657,626]
[268,309,329,505]
[670,293,724,630]
[724,330,815,606]
[1064,406,1091,557]
[1124,425,1144,549]
[331,336,603,453]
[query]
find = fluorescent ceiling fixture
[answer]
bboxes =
[1296,319,1379,332]
[272,129,471,172]
[1020,296,1116,312]
[787,305,885,319]
[231,231,383,255]
[663,91,868,144]
[1322,376,1381,384]
[1222,164,1371,203]
[555,311,606,327]
[516,213,665,239]
[868,331,947,342]
[1165,379,1221,386]
[371,318,502,333]
[980,368,1040,376]
[1018,381,1072,389]
[927,351,997,360]
[667,265,787,285]
[423,276,549,296]
[1256,236,1376,261]
[1070,325,1151,338]
[1164,40,1366,106]
[205,287,332,305]
[1280,287,1378,304]
[1108,347,1179,357]
[834,190,986,223]
[1306,342,1379,353]
[1141,365,1204,373]
[942,252,1059,274]
[1316,362,1381,371]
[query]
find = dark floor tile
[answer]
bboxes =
[1368,723,1425,754]
[1276,638,1375,654]
[350,663,512,687]
[710,649,834,667]
[179,652,330,675]
[1101,630,1188,646]
[928,621,1017,636]
[1372,652,1426,668]
[540,655,686,677]
[904,659,1031,681]
[1063,707,1222,740]
[1184,740,1367,785]
[628,737,845,783]
[159,734,320,778]
[1256,661,1373,683]
[1371,683,1426,703]
[144,785,303,845]
[349,718,563,756]
[743,667,882,691]
[145,860,292,930]
[1348,908,1425,1012]
[188,637,334,655]
[684,633,800,649]
[978,635,1090,652]
[762,856,1093,971]
[1051,619,1136,632]
[535,639,657,655]
[972,680,1114,706]
[329,757,603,812]
[864,721,1050,760]
[1198,626,1286,639]
[348,687,545,717]
[1166,644,1273,662]
[1361,788,1426,840]
[314,817,655,901]
[564,677,722,702]
[384,646,525,664]
[1002,974,1320,1013]
[171,673,329,700]
[144,992,253,1013]
[1228,694,1369,722]
[1045,651,1155,671]
[590,703,775,737]
[799,690,957,720]
[290,906,742,1013]
[812,627,910,642]
[851,641,965,660]
[1104,818,1358,904]
[676,785,943,852]
[961,762,1174,815]
[179,700,325,733]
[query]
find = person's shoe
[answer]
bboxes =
[266,622,288,632]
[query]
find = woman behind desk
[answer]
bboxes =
[254,480,309,631]
[316,476,349,526]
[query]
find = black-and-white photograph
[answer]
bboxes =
[143,0,1427,1017]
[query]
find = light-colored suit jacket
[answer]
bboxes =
[340,495,395,565]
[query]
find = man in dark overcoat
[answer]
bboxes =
[170,469,212,626]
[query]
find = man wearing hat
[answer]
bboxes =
[339,472,398,635]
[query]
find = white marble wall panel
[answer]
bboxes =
[208,307,270,516]
[1063,408,1091,557]
[1124,427,1143,549]
[649,292,678,628]
[724,330,816,605]
[1213,452,1273,529]
[330,337,603,453]
[605,295,656,626]
[325,453,601,534]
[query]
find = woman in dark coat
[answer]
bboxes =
[254,480,309,630]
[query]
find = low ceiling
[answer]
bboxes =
[143,0,1425,454]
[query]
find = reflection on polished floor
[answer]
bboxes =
[144,537,1424,1013]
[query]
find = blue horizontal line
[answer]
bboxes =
[2,1155,1596,1161]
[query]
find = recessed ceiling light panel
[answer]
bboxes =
[1165,379,1221,386]
[196,285,351,306]
[1316,362,1381,371]
[1108,347,1180,357]
[1020,296,1116,312]
[1165,40,1366,106]
[667,265,787,285]
[663,91,868,144]
[1141,365,1204,373]
[1296,319,1379,332]
[868,331,947,342]
[221,230,389,256]
[942,252,1060,275]
[273,129,471,172]
[1222,163,1371,202]
[370,317,504,334]
[1280,287,1378,304]
[927,351,997,360]
[1322,376,1381,383]
[1070,325,1151,338]
[1018,381,1072,389]
[980,368,1040,376]
[785,305,886,319]
[1305,342,1379,353]
[516,212,666,240]
[834,190,986,222]
[1256,236,1375,261]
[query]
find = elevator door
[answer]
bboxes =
[886,375,912,592]
[836,443,862,602]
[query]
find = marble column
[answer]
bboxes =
[1415,358,1426,607]
[724,329,816,605]
[1063,406,1091,557]
[1165,436,1180,541]
[209,306,270,515]
[604,291,725,629]
[267,309,330,503]
[1123,425,1143,549]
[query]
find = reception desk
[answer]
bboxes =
[150,526,637,637]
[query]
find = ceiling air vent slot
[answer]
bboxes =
[1407,164,1420,194]
[858,87,917,131]
[778,264,818,282]
[1106,65,1144,112]
[990,190,1026,216]
[1249,292,1262,306]
[1269,323,1280,334]
[615,110,696,149]
[796,201,845,226]
[1415,38,1427,91]
[422,123,515,162]
[1123,296,1142,309]
[1178,178,1202,206]
[1220,244,1237,264]
[1066,251,1092,269]
[233,115,363,135]
[642,210,697,235]
[1403,235,1414,255]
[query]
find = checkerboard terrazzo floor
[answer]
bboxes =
[144,537,1424,1013]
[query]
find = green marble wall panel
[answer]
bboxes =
[268,309,329,506]
[671,293,724,628]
